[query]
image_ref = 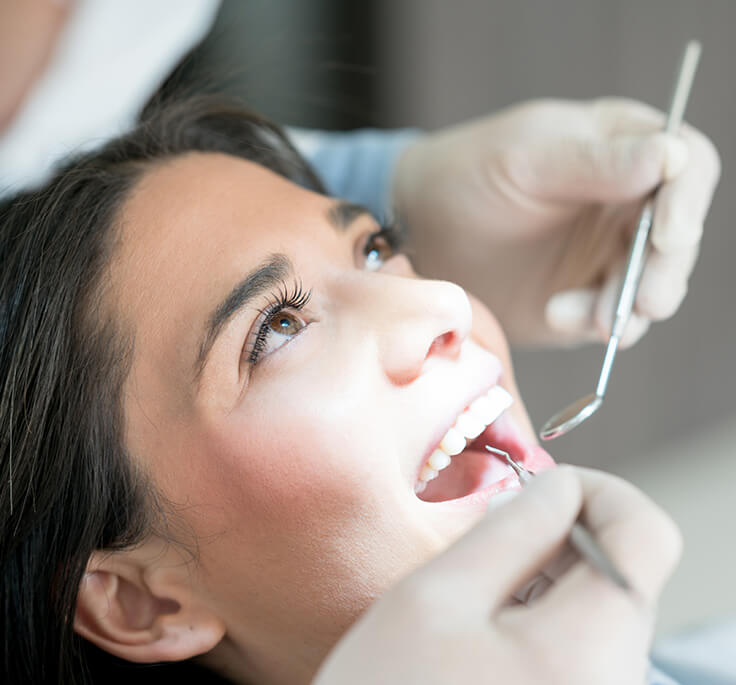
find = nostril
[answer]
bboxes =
[427,331,457,359]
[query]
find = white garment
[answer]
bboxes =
[0,0,415,220]
[0,0,220,198]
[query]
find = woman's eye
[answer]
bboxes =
[263,311,305,353]
[269,311,302,336]
[249,310,306,364]
[363,233,395,271]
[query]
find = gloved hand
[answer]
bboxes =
[0,0,71,132]
[393,98,720,346]
[313,466,682,685]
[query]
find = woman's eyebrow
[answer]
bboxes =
[194,253,293,383]
[326,201,372,231]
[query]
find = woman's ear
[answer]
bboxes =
[74,541,226,664]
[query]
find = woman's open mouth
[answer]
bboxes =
[414,386,554,506]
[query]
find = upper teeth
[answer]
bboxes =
[414,385,513,494]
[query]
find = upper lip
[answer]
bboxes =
[415,365,505,484]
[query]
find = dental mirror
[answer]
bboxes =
[540,392,603,441]
[540,40,701,442]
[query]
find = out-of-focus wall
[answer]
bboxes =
[184,0,378,130]
[376,0,735,476]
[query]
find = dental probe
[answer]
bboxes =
[484,446,630,591]
[540,40,701,441]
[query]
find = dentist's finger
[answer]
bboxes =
[513,132,687,204]
[410,466,582,616]
[546,280,652,348]
[511,543,579,605]
[593,98,720,253]
[494,466,680,685]
[635,247,698,321]
[541,467,682,610]
[594,269,651,348]
[650,127,720,254]
[594,96,666,136]
[545,289,601,344]
[499,468,681,669]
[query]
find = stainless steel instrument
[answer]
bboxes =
[540,41,701,441]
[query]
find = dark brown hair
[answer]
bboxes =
[0,96,323,684]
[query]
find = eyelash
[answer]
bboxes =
[245,280,312,365]
[244,221,406,366]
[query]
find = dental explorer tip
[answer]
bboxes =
[484,445,531,484]
[484,445,509,460]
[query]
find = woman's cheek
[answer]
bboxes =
[467,291,536,439]
[223,402,376,513]
[467,291,510,362]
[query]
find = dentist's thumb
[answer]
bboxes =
[516,133,689,203]
[412,465,582,614]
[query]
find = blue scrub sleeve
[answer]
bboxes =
[650,664,682,684]
[287,127,421,221]
[651,619,736,685]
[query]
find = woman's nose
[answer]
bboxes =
[374,274,473,386]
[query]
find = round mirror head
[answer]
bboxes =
[539,393,603,441]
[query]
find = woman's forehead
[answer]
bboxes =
[111,153,333,308]
[109,153,345,421]
[119,152,327,248]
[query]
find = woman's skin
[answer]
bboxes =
[73,151,557,683]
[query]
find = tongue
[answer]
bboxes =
[417,448,511,502]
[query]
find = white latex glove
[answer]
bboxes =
[393,98,720,346]
[313,466,682,685]
[0,0,71,131]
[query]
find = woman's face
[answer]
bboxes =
[111,152,553,674]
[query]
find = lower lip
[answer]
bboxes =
[421,413,556,512]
